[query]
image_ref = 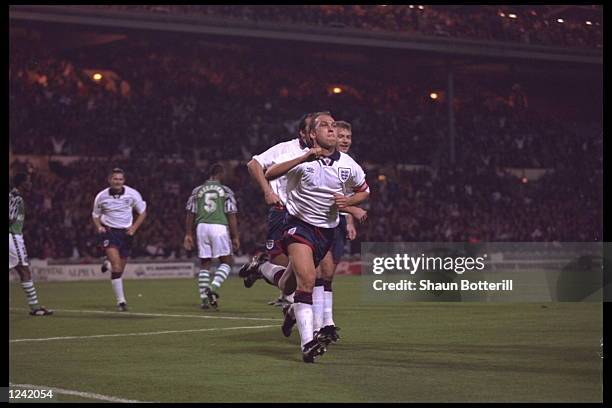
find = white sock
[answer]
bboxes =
[285,292,295,303]
[211,263,231,290]
[111,278,126,304]
[323,290,335,327]
[294,302,314,348]
[260,261,284,285]
[312,285,324,332]
[198,270,210,298]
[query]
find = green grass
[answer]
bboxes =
[9,276,602,402]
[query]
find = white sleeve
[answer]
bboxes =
[349,162,369,193]
[223,186,238,214]
[185,187,198,214]
[92,192,103,218]
[252,142,286,169]
[132,190,147,214]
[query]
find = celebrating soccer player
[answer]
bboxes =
[264,112,370,362]
[92,168,147,311]
[183,163,240,310]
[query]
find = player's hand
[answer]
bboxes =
[232,237,241,253]
[351,207,368,223]
[264,190,281,206]
[346,223,357,241]
[97,226,107,234]
[333,193,348,209]
[184,235,194,251]
[126,226,137,236]
[305,147,324,161]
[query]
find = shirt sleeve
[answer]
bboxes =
[348,162,369,194]
[132,190,147,214]
[185,188,198,214]
[92,192,103,218]
[9,195,22,223]
[223,186,238,214]
[252,142,286,169]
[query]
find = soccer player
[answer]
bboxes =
[305,120,367,343]
[9,173,53,316]
[92,168,147,311]
[238,112,317,305]
[184,163,239,310]
[265,112,370,362]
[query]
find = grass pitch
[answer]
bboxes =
[9,276,602,402]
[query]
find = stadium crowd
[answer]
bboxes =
[9,32,602,261]
[86,5,603,49]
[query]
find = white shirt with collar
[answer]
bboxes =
[92,185,147,229]
[281,150,369,228]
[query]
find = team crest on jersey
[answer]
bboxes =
[338,167,351,182]
[287,227,297,235]
[266,240,275,250]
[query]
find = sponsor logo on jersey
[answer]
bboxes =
[266,240,275,250]
[287,227,297,235]
[338,167,351,182]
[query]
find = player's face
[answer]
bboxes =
[312,114,337,150]
[108,173,125,190]
[337,129,352,153]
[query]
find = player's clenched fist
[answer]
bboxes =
[333,193,348,209]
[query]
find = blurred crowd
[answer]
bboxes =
[88,5,603,49]
[10,37,601,169]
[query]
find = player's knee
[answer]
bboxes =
[219,255,233,266]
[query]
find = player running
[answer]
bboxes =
[183,163,240,310]
[284,120,366,343]
[92,168,147,311]
[9,173,53,316]
[264,112,370,362]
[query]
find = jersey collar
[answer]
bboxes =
[109,187,125,198]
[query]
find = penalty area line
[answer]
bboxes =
[9,382,152,403]
[10,324,278,343]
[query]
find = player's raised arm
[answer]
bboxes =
[265,148,323,180]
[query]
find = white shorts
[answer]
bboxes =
[9,233,29,269]
[196,223,232,259]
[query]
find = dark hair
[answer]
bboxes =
[208,163,224,178]
[12,173,29,188]
[109,167,125,176]
[335,120,352,131]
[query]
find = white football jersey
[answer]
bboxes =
[92,185,147,229]
[252,138,309,206]
[282,150,369,228]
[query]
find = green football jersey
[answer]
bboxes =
[186,180,238,226]
[9,188,25,235]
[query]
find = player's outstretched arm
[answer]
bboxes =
[343,206,368,224]
[265,148,322,180]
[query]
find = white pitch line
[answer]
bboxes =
[9,382,151,403]
[9,307,282,322]
[10,324,277,343]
